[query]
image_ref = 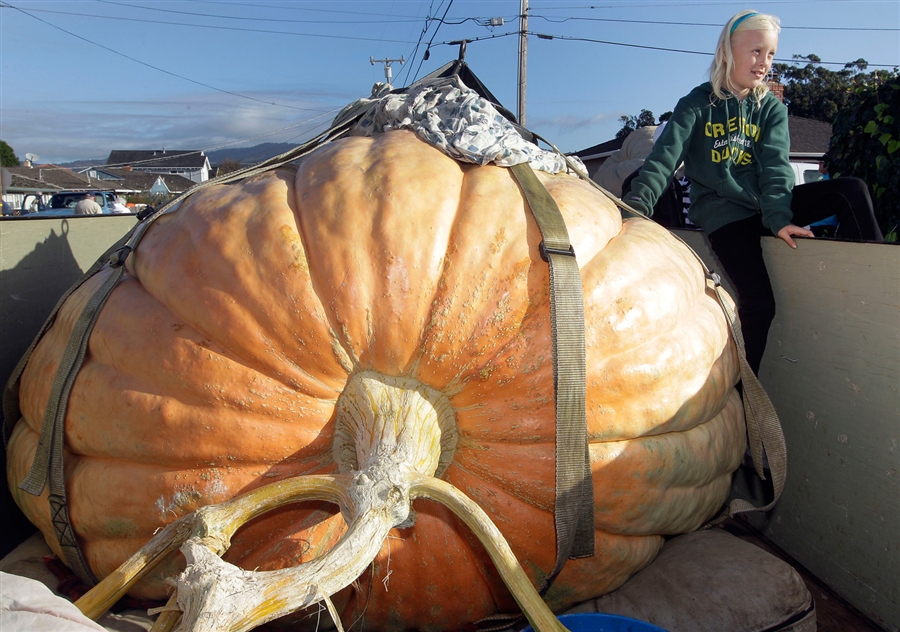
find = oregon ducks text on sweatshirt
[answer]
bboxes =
[625,82,794,236]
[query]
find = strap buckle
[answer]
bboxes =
[109,245,132,268]
[539,242,575,262]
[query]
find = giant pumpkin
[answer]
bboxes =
[7,129,745,631]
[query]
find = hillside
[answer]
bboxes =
[205,143,298,166]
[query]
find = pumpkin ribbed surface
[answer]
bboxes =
[8,129,744,631]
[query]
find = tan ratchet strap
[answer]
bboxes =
[510,162,595,593]
[710,278,787,518]
[534,136,787,516]
[16,261,126,584]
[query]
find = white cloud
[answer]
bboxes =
[2,89,356,164]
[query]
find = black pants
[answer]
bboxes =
[709,177,882,375]
[708,216,774,376]
[791,177,883,241]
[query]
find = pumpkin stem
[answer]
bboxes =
[78,472,568,632]
[76,474,352,620]
[147,595,182,632]
[77,371,568,631]
[410,473,569,632]
[333,370,459,480]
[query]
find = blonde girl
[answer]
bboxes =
[624,10,813,375]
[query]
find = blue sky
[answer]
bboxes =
[1,0,898,164]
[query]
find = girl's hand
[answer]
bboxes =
[777,224,815,249]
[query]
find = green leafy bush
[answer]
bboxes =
[829,73,900,241]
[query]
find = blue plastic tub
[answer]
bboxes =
[521,612,668,632]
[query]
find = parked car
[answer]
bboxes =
[789,161,826,186]
[21,190,120,216]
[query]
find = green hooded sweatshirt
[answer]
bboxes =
[624,82,793,236]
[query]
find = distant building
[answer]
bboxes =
[1,164,92,210]
[150,176,172,195]
[105,149,211,184]
[0,161,196,212]
[75,167,195,196]
[5,164,92,191]
[785,116,832,162]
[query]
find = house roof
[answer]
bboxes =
[106,150,209,169]
[787,116,832,155]
[4,164,195,194]
[99,169,196,193]
[7,173,63,192]
[569,137,625,160]
[4,165,95,191]
[77,167,125,181]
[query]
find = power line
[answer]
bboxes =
[535,0,900,9]
[94,0,424,25]
[2,2,337,111]
[528,13,899,31]
[546,30,899,67]
[432,29,898,68]
[410,0,457,84]
[431,30,521,50]
[398,0,442,87]
[187,0,429,20]
[9,3,894,47]
[4,4,420,44]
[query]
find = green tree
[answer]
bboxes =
[0,140,20,167]
[615,109,657,140]
[829,72,900,240]
[773,55,894,123]
[217,158,243,176]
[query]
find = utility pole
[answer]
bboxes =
[517,0,528,126]
[370,56,405,87]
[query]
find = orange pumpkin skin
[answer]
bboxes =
[8,129,744,631]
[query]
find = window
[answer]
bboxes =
[803,169,824,184]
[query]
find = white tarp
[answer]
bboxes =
[345,76,584,175]
[1,571,108,631]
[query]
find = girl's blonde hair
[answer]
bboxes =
[709,10,781,103]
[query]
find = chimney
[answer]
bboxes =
[767,80,785,102]
[767,70,784,102]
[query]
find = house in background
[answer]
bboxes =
[784,116,832,163]
[1,164,96,210]
[1,162,195,213]
[105,149,211,184]
[75,167,195,197]
[569,137,626,181]
[150,176,174,195]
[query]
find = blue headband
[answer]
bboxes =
[730,12,759,35]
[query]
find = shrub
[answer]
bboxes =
[829,72,900,241]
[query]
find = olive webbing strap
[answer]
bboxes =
[2,231,134,448]
[509,163,595,593]
[709,281,787,518]
[537,140,787,515]
[17,264,124,584]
